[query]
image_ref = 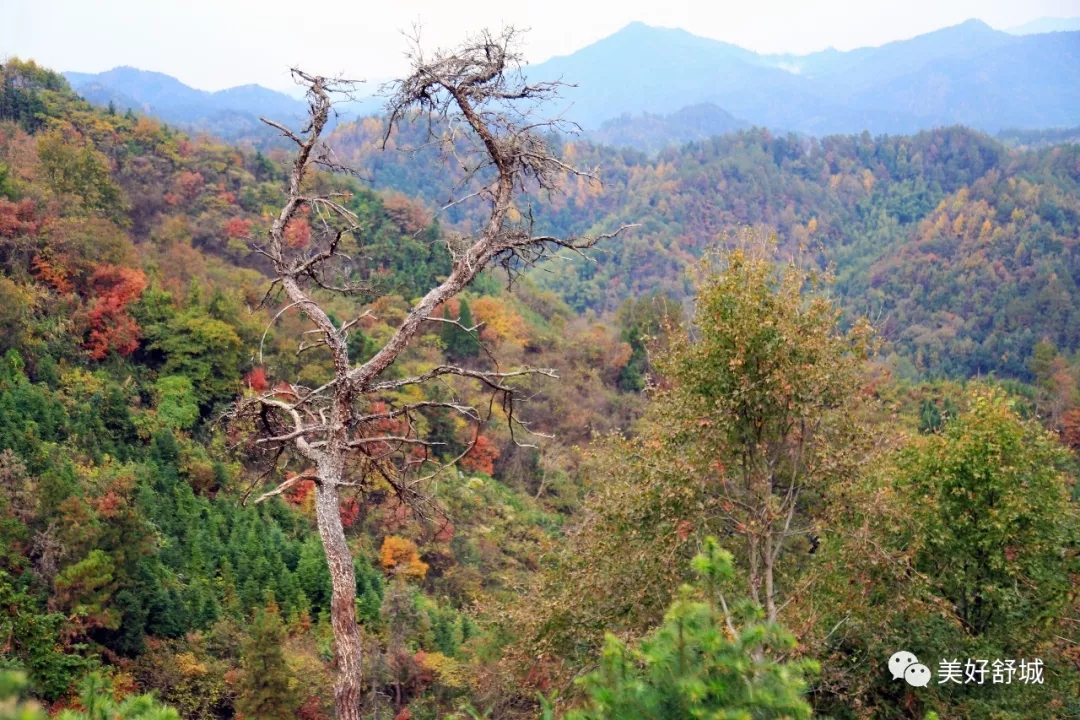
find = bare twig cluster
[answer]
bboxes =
[383,27,623,284]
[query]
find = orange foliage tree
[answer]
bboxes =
[379,536,429,579]
[1061,408,1080,451]
[284,217,311,248]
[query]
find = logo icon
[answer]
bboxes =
[904,663,931,687]
[889,651,919,681]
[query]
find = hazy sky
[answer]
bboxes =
[3,0,1079,92]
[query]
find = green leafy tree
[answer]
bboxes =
[615,292,682,392]
[0,163,15,200]
[565,537,816,720]
[517,236,875,674]
[36,127,126,220]
[355,553,385,628]
[148,313,243,407]
[234,596,299,720]
[660,238,873,619]
[903,390,1078,644]
[0,576,87,702]
[0,59,73,133]
[0,671,46,720]
[810,388,1080,718]
[295,537,332,615]
[152,375,200,431]
[918,397,943,433]
[53,550,119,635]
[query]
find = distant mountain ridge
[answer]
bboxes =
[528,19,1080,136]
[63,67,308,142]
[62,67,384,143]
[63,19,1080,146]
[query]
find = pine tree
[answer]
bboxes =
[918,397,943,433]
[0,670,46,720]
[566,538,816,720]
[441,299,479,360]
[235,595,299,720]
[54,673,179,720]
[295,537,331,614]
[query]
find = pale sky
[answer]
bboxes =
[3,0,1079,92]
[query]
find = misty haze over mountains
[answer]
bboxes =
[62,18,1080,149]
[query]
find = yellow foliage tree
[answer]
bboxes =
[379,536,429,579]
[471,296,529,347]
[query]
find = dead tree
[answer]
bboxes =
[230,29,629,720]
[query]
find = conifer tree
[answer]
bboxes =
[566,538,815,720]
[235,596,299,720]
[918,397,943,433]
[53,673,179,720]
[0,670,45,720]
[441,299,479,360]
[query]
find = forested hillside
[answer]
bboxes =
[333,118,1080,379]
[0,58,642,719]
[1,45,1079,720]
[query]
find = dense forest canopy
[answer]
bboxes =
[332,117,1080,380]
[1,45,1079,720]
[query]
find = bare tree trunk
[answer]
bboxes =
[763,531,777,623]
[747,534,762,607]
[236,34,630,720]
[314,463,363,720]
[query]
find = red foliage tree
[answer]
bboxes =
[225,217,253,239]
[297,696,329,720]
[339,498,360,529]
[245,367,270,392]
[170,170,204,205]
[460,434,499,475]
[0,198,41,238]
[217,182,236,205]
[285,477,316,506]
[32,253,72,293]
[81,264,148,360]
[433,519,455,543]
[1061,408,1080,451]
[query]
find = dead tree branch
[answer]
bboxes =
[227,29,630,720]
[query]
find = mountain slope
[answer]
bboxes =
[1007,17,1080,34]
[775,19,1016,96]
[587,103,749,151]
[848,32,1080,132]
[529,21,832,132]
[0,58,642,716]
